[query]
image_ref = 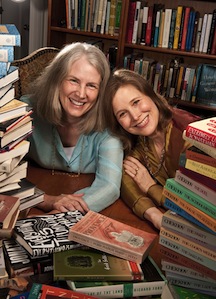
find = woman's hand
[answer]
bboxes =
[123,156,155,193]
[39,193,90,214]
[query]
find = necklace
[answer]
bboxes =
[143,137,166,178]
[51,128,85,178]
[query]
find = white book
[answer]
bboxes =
[0,158,27,179]
[202,13,213,53]
[0,83,12,99]
[199,13,208,52]
[105,0,111,34]
[132,1,141,44]
[0,168,27,188]
[100,0,108,34]
[162,9,172,48]
[0,86,14,108]
[195,17,203,52]
[0,140,30,163]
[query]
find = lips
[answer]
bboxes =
[69,98,85,106]
[135,115,149,128]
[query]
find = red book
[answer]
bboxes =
[185,117,216,148]
[186,146,216,168]
[28,283,98,299]
[126,1,137,43]
[68,210,157,264]
[180,6,191,50]
[0,194,20,229]
[145,6,153,46]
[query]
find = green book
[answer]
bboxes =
[165,178,216,220]
[53,248,144,281]
[66,256,166,298]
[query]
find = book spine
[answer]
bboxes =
[175,169,216,205]
[145,6,153,46]
[163,188,216,232]
[114,0,122,36]
[210,20,216,54]
[207,9,216,54]
[159,235,215,271]
[162,201,216,237]
[191,12,200,52]
[168,9,177,49]
[202,13,213,53]
[162,9,172,48]
[159,245,216,280]
[132,1,141,44]
[186,148,216,167]
[177,7,185,49]
[100,0,108,34]
[160,227,216,261]
[157,11,165,48]
[199,13,208,52]
[140,6,149,45]
[180,7,191,50]
[175,65,185,98]
[194,17,203,52]
[0,47,14,62]
[153,10,161,47]
[185,67,195,101]
[165,179,216,219]
[185,10,196,52]
[173,6,183,49]
[184,159,216,180]
[126,1,136,43]
[108,0,116,35]
[105,0,111,34]
[180,67,191,100]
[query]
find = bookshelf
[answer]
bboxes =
[47,0,216,117]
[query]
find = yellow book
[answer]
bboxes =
[185,159,216,180]
[173,6,183,50]
[157,11,165,47]
[175,65,185,97]
[108,0,117,35]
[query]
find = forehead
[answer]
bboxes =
[68,57,101,81]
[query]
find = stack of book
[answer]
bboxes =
[0,24,44,212]
[3,209,166,298]
[159,117,216,297]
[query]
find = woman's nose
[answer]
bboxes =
[130,109,141,120]
[76,84,86,99]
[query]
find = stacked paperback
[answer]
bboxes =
[159,117,216,297]
[2,209,166,298]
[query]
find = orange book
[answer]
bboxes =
[68,210,157,263]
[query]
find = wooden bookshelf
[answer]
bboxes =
[47,0,216,117]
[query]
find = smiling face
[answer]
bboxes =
[59,56,101,122]
[112,84,159,137]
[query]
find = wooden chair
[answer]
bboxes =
[11,47,59,99]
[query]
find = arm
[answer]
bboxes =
[75,135,123,212]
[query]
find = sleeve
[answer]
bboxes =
[76,135,123,212]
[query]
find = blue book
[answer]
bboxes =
[0,46,14,62]
[0,24,21,46]
[164,198,215,234]
[186,10,196,51]
[0,61,10,76]
[10,291,29,299]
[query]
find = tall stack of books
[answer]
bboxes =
[159,117,216,297]
[0,24,44,213]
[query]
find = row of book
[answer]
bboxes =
[159,117,216,297]
[124,52,216,106]
[0,209,167,298]
[127,2,216,55]
[65,0,122,36]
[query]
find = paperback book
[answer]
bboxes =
[0,24,21,46]
[53,247,144,281]
[0,194,20,229]
[13,210,84,257]
[67,256,166,298]
[68,210,157,263]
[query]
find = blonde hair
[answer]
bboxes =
[31,42,110,133]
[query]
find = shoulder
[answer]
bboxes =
[86,130,123,147]
[171,107,201,132]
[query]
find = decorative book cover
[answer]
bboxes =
[53,247,144,281]
[0,46,14,62]
[28,283,98,299]
[68,210,157,263]
[13,210,84,257]
[185,117,216,148]
[67,256,166,298]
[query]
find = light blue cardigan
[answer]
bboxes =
[21,95,123,212]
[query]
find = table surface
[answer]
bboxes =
[26,163,162,268]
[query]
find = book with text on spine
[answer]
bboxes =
[53,247,144,281]
[185,117,216,148]
[67,256,166,298]
[0,24,21,46]
[13,210,84,257]
[68,210,157,264]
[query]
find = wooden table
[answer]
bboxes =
[26,163,162,268]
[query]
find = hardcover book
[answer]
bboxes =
[185,117,216,148]
[0,65,19,88]
[183,130,216,159]
[0,86,15,108]
[68,210,157,263]
[13,210,84,257]
[0,140,30,164]
[19,187,44,211]
[0,46,14,62]
[67,256,166,298]
[0,99,28,123]
[53,247,144,281]
[0,24,21,46]
[185,146,216,168]
[28,283,99,299]
[3,238,53,278]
